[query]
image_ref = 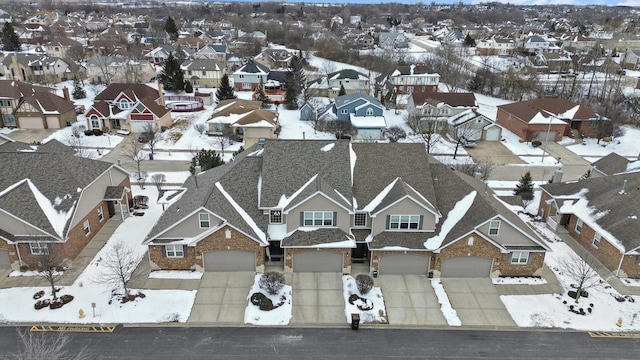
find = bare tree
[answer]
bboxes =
[94,240,141,299]
[126,137,145,180]
[62,131,93,159]
[210,124,234,154]
[5,329,91,360]
[451,123,482,160]
[193,122,207,135]
[151,173,166,191]
[451,157,494,182]
[25,248,65,301]
[558,251,601,303]
[407,109,442,154]
[141,122,161,158]
[384,126,407,142]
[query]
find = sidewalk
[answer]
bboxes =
[0,217,122,289]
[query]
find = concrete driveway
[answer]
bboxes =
[6,129,57,143]
[466,141,525,165]
[290,273,345,325]
[440,278,516,327]
[187,272,255,324]
[378,275,447,326]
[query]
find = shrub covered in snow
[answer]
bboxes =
[355,274,374,295]
[259,272,285,295]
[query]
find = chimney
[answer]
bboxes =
[157,82,165,107]
[620,180,628,194]
[62,87,70,101]
[552,168,563,183]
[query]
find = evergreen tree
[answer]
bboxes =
[255,77,271,107]
[289,53,306,97]
[159,52,185,92]
[72,75,86,100]
[165,16,179,42]
[184,80,193,93]
[1,22,21,51]
[463,33,476,47]
[215,73,237,102]
[284,70,299,109]
[338,84,347,96]
[514,171,534,201]
[189,149,224,174]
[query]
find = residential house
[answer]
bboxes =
[379,31,408,49]
[206,99,278,148]
[539,171,640,278]
[86,55,155,84]
[447,109,502,142]
[194,44,228,64]
[378,65,440,98]
[476,36,517,56]
[254,48,295,69]
[2,53,74,83]
[144,45,194,65]
[624,50,640,71]
[332,93,386,141]
[496,98,605,142]
[308,69,370,98]
[174,36,212,52]
[590,152,640,178]
[0,140,132,271]
[523,34,561,55]
[0,80,75,129]
[181,58,226,88]
[85,83,171,132]
[143,140,548,276]
[232,60,270,91]
[44,36,83,60]
[406,92,477,132]
[527,52,573,74]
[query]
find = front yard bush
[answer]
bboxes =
[259,271,285,295]
[250,292,274,311]
[531,140,542,147]
[356,274,374,295]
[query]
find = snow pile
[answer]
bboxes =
[244,274,292,326]
[342,275,387,324]
[148,270,203,280]
[26,179,74,238]
[493,277,547,285]
[424,191,476,250]
[320,143,335,152]
[430,279,462,326]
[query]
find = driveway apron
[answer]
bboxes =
[188,272,255,324]
[290,273,344,325]
[378,275,447,326]
[441,278,516,327]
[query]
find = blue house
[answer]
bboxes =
[332,93,387,140]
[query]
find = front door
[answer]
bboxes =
[107,201,116,218]
[351,243,368,263]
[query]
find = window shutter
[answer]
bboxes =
[183,245,188,258]
[386,215,390,229]
[527,252,533,265]
[507,252,512,263]
[162,246,167,257]
[300,212,304,226]
[419,215,424,230]
[47,243,53,254]
[26,243,32,253]
[333,212,337,227]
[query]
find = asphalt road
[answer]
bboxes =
[0,326,638,359]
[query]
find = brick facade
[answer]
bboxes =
[149,225,266,272]
[283,248,351,274]
[496,108,567,142]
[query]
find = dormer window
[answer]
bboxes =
[199,213,210,228]
[365,108,374,116]
[119,99,132,109]
[269,210,282,224]
[488,220,500,236]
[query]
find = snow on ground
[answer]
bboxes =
[430,279,462,326]
[0,186,196,324]
[244,274,292,326]
[342,275,387,324]
[621,278,640,287]
[148,271,203,280]
[43,124,124,149]
[567,125,640,158]
[493,277,547,285]
[142,171,190,185]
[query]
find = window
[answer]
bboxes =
[83,219,90,235]
[304,211,334,227]
[269,210,282,224]
[188,70,192,76]
[340,109,348,114]
[97,206,104,222]
[407,86,414,94]
[199,213,210,228]
[365,108,374,116]
[0,100,10,107]
[3,114,16,126]
[165,245,184,258]
[575,218,583,233]
[90,115,100,129]
[242,82,251,89]
[510,251,529,264]
[238,74,245,78]
[119,99,132,109]
[202,71,206,76]
[389,215,420,230]
[354,213,367,227]
[439,108,450,115]
[488,220,500,236]
[593,233,601,248]
[29,242,49,255]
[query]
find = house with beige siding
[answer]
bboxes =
[0,140,132,271]
[144,140,548,277]
[0,80,76,129]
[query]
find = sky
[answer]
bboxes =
[213,0,636,6]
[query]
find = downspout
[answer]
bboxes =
[615,251,625,277]
[14,243,23,268]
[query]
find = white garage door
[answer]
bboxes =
[441,257,493,277]
[485,126,501,141]
[46,117,61,129]
[19,117,43,129]
[0,249,10,269]
[130,120,155,133]
[203,250,255,272]
[293,251,343,272]
[378,254,430,275]
[534,131,557,142]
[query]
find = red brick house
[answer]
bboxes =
[0,140,131,271]
[145,141,549,277]
[496,98,605,142]
[539,171,640,278]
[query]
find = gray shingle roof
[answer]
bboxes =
[281,228,352,247]
[591,152,629,176]
[541,172,640,252]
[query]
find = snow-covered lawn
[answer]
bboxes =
[342,275,387,324]
[0,186,197,324]
[567,125,640,158]
[148,270,203,280]
[244,274,292,326]
[500,220,640,331]
[493,277,547,285]
[43,124,124,149]
[430,279,462,326]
